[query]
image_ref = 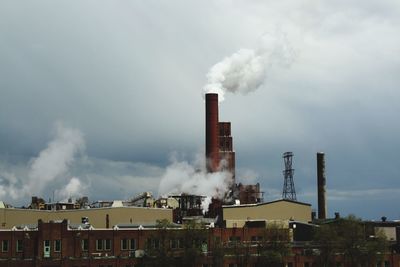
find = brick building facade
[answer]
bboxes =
[1,219,400,267]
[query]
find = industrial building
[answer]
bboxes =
[223,199,312,228]
[0,206,172,230]
[1,92,397,266]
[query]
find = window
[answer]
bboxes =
[179,238,184,249]
[43,240,50,258]
[171,238,184,249]
[171,239,179,249]
[304,263,310,267]
[54,240,61,252]
[16,240,23,252]
[81,239,88,251]
[1,240,9,252]
[287,263,293,267]
[384,261,390,267]
[104,239,111,251]
[121,239,129,250]
[130,239,135,250]
[153,239,159,249]
[229,236,241,241]
[147,238,159,249]
[96,239,103,251]
[96,239,112,251]
[122,238,135,250]
[229,236,241,245]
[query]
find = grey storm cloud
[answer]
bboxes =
[0,0,400,219]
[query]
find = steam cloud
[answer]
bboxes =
[1,125,232,211]
[0,122,87,202]
[203,31,295,101]
[55,177,87,201]
[158,154,233,212]
[25,123,85,195]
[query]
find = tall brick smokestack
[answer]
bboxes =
[317,152,327,219]
[206,93,220,172]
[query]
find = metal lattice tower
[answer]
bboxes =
[282,152,297,201]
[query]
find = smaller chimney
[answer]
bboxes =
[317,152,327,219]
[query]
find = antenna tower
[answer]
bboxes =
[282,152,297,201]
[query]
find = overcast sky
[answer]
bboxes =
[0,1,399,220]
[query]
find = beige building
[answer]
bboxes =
[223,199,312,228]
[0,206,172,229]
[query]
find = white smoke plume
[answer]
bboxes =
[55,177,87,201]
[203,31,296,101]
[23,122,85,196]
[0,172,20,200]
[158,153,233,212]
[0,122,87,202]
[201,196,212,214]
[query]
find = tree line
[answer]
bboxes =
[136,215,389,267]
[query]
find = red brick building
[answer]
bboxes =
[1,219,400,267]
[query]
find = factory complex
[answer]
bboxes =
[1,93,400,267]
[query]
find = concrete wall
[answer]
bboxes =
[223,200,312,225]
[0,206,172,229]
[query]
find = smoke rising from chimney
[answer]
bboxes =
[55,177,87,201]
[203,31,295,101]
[158,153,233,212]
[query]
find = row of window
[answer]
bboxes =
[1,238,137,253]
[1,239,61,253]
[228,236,273,242]
[146,238,207,250]
[2,235,262,253]
[2,237,232,253]
[95,239,112,251]
[1,240,23,252]
[43,240,61,252]
[81,239,136,251]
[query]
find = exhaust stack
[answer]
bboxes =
[317,152,327,219]
[205,93,220,172]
